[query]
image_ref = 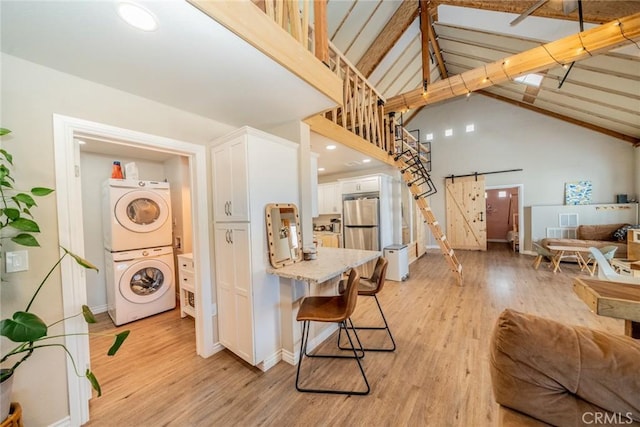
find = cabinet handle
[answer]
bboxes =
[229,230,234,244]
[224,201,230,216]
[225,230,231,243]
[228,201,232,216]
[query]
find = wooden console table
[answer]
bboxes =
[573,277,640,339]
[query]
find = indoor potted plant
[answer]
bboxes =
[0,128,129,422]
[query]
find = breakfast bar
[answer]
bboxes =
[268,246,381,365]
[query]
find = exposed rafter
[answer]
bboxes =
[430,0,640,24]
[478,90,640,145]
[419,0,432,84]
[386,12,640,116]
[356,0,419,77]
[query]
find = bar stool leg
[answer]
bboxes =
[296,319,370,395]
[338,294,396,352]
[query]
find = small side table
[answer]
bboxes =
[573,277,640,339]
[0,403,23,427]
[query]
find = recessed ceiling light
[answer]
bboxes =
[117,2,158,32]
[74,139,86,145]
[362,159,371,163]
[318,167,325,172]
[326,145,337,150]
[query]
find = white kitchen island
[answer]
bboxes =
[267,247,381,365]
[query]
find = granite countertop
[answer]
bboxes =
[267,247,380,284]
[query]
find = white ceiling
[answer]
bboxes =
[0,0,334,129]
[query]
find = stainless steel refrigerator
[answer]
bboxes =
[343,194,380,276]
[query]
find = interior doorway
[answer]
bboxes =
[486,184,523,252]
[53,114,215,426]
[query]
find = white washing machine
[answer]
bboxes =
[102,179,172,252]
[105,246,176,326]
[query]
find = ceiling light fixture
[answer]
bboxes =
[362,159,371,163]
[318,167,325,172]
[326,145,337,150]
[117,2,158,32]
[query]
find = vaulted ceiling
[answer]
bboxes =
[326,0,640,145]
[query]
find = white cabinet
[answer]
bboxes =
[212,139,249,222]
[177,253,196,319]
[210,126,299,369]
[340,176,379,194]
[318,182,341,215]
[214,223,254,363]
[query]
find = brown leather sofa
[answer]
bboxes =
[490,309,640,426]
[541,223,630,259]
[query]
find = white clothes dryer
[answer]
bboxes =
[103,179,172,252]
[105,246,176,326]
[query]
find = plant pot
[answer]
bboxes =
[0,369,13,422]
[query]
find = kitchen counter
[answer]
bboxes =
[267,247,379,284]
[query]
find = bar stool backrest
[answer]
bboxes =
[343,268,361,319]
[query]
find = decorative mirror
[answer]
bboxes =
[265,203,302,268]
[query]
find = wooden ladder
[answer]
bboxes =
[393,135,463,286]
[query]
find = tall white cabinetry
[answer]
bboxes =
[210,127,299,369]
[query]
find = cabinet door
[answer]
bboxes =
[327,183,341,214]
[214,223,255,364]
[319,183,341,215]
[212,139,249,222]
[341,177,379,195]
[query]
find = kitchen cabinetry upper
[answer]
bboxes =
[318,182,341,215]
[340,176,380,194]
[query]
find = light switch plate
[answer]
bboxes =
[6,250,29,273]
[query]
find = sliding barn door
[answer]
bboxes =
[445,176,487,250]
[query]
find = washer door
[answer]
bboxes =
[114,189,169,233]
[119,259,173,304]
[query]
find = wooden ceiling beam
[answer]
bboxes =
[386,12,640,113]
[356,0,419,77]
[430,1,640,24]
[419,0,432,85]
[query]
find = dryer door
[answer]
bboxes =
[119,258,173,304]
[114,189,170,233]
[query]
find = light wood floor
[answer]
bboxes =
[85,244,622,426]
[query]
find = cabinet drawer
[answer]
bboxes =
[180,271,196,291]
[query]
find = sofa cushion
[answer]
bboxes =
[577,223,629,241]
[490,309,640,426]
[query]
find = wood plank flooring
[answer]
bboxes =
[85,244,623,426]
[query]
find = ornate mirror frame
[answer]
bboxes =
[265,203,303,268]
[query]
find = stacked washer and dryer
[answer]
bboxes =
[102,179,176,326]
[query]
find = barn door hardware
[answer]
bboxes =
[446,168,523,184]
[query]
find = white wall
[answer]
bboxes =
[407,95,637,250]
[0,53,232,427]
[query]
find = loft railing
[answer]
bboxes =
[257,0,394,154]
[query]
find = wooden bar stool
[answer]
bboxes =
[338,256,396,352]
[295,268,370,395]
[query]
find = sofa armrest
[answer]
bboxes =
[490,309,640,426]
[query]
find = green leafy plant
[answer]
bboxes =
[0,127,129,396]
[0,128,53,247]
[1,247,130,396]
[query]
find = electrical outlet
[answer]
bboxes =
[6,250,29,273]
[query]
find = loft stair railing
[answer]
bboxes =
[257,1,460,283]
[392,120,463,285]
